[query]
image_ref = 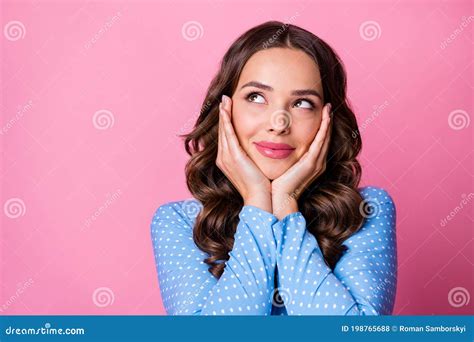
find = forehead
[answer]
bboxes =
[237,47,323,94]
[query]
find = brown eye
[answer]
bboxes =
[247,93,265,104]
[294,99,314,109]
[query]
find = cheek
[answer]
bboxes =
[231,102,262,142]
[293,118,320,150]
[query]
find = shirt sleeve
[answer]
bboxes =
[274,186,397,315]
[151,202,283,315]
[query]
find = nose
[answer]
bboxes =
[267,109,292,135]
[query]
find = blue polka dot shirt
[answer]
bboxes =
[151,186,397,315]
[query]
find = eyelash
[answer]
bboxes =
[245,92,316,109]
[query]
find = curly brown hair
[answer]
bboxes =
[182,21,365,279]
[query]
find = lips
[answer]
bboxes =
[253,141,295,159]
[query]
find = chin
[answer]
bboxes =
[259,165,288,181]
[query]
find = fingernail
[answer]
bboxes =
[328,103,332,112]
[222,94,229,106]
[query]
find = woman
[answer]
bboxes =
[151,21,397,315]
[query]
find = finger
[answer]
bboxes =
[284,104,331,175]
[222,94,232,114]
[313,114,332,173]
[319,107,333,159]
[221,101,241,154]
[218,102,223,151]
[219,102,229,153]
[308,103,332,157]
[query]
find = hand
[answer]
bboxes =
[216,95,272,212]
[271,103,333,220]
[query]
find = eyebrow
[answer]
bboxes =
[240,81,322,101]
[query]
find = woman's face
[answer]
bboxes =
[231,47,325,180]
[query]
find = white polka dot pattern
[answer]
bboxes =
[150,186,397,315]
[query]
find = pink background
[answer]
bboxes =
[1,0,472,315]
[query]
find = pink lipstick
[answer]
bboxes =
[253,141,295,159]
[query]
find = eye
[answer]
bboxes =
[294,99,315,109]
[246,92,266,104]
